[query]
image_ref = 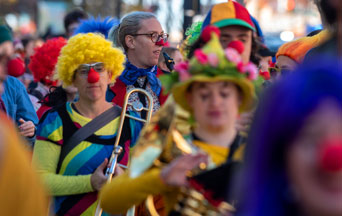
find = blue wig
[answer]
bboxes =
[73,16,119,39]
[237,56,342,216]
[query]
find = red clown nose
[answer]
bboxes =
[319,137,342,172]
[227,40,245,54]
[87,68,100,83]
[155,39,165,46]
[7,57,25,77]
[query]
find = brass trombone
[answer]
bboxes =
[95,88,154,216]
[129,101,236,216]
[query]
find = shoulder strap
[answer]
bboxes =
[134,80,148,119]
[227,134,245,162]
[56,105,122,173]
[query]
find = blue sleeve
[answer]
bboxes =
[14,78,39,126]
[5,77,39,146]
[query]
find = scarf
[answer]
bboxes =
[119,61,161,96]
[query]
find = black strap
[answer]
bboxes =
[133,78,148,119]
[227,135,244,162]
[191,133,244,162]
[56,105,122,173]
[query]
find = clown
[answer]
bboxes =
[28,37,67,110]
[32,33,142,216]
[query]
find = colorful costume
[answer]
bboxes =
[100,134,246,215]
[32,33,141,216]
[108,63,168,112]
[100,31,259,215]
[34,102,141,215]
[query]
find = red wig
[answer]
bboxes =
[28,37,67,85]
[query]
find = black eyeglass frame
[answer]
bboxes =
[131,32,169,43]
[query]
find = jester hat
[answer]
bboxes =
[161,31,258,113]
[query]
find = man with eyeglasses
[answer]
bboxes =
[107,11,169,114]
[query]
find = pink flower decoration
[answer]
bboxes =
[174,62,191,81]
[194,49,208,64]
[237,62,245,73]
[244,62,258,80]
[224,48,242,64]
[207,53,219,67]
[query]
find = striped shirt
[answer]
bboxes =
[34,102,142,216]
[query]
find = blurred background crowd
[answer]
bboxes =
[0,0,341,216]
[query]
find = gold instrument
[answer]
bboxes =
[95,88,154,216]
[129,101,235,216]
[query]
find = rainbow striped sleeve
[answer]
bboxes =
[36,109,64,145]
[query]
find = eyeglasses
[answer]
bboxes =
[76,62,105,77]
[131,32,169,43]
[268,67,292,78]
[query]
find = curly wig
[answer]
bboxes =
[29,37,67,84]
[56,33,125,86]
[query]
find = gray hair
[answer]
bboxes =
[109,11,157,51]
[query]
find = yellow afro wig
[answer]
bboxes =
[56,33,125,86]
[276,30,330,63]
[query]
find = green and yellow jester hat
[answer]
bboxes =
[160,29,259,113]
[56,33,125,86]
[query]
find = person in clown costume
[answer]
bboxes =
[28,37,67,112]
[237,57,342,216]
[32,33,142,216]
[99,31,260,215]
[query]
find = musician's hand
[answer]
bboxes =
[91,158,108,191]
[18,119,36,137]
[160,154,208,187]
[114,165,125,177]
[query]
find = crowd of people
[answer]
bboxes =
[0,0,341,216]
